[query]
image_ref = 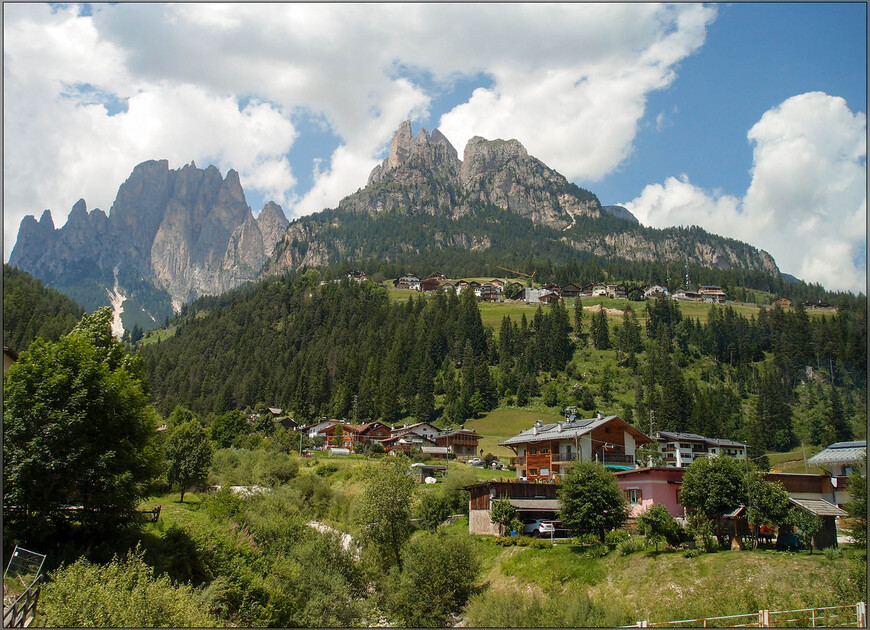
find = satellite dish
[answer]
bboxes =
[424,476,437,484]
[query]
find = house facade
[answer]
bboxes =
[500,413,653,481]
[434,428,481,458]
[395,274,421,291]
[613,467,687,519]
[466,480,560,535]
[654,431,747,468]
[606,284,627,299]
[698,285,727,303]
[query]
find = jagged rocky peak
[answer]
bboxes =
[460,136,529,184]
[256,201,290,258]
[368,120,459,184]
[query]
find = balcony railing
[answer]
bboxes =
[510,456,525,466]
[551,452,580,464]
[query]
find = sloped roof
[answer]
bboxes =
[788,497,848,517]
[807,441,866,465]
[500,415,651,447]
[509,498,560,511]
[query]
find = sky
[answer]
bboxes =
[3,3,866,293]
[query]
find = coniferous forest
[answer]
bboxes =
[135,271,866,461]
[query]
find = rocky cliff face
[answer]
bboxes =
[269,120,780,278]
[9,160,288,330]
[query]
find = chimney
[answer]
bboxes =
[556,422,563,432]
[597,410,605,420]
[535,419,542,428]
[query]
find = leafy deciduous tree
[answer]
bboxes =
[166,420,213,502]
[355,459,415,569]
[558,462,628,543]
[3,307,157,535]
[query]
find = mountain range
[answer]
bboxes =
[9,121,780,333]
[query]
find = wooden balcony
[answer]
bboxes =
[510,456,525,466]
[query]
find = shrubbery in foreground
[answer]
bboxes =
[39,547,218,627]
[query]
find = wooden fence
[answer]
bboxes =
[2,574,43,628]
[624,602,866,628]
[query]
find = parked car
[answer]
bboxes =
[522,518,552,536]
[467,457,484,467]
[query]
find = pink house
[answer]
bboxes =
[613,467,686,519]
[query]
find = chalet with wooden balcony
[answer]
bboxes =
[499,412,653,481]
[323,421,391,449]
[435,427,481,458]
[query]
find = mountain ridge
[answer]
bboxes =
[10,121,782,333]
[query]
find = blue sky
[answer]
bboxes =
[4,3,866,292]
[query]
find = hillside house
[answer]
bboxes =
[427,272,448,283]
[435,427,481,458]
[643,285,667,299]
[381,433,439,454]
[613,467,687,519]
[466,480,560,535]
[807,441,866,478]
[698,285,727,303]
[489,279,505,289]
[772,298,792,308]
[299,419,339,439]
[322,421,391,449]
[591,284,607,297]
[380,421,443,454]
[606,284,627,299]
[615,468,850,544]
[476,282,502,302]
[395,274,421,291]
[538,292,560,304]
[521,287,552,304]
[347,269,367,282]
[671,289,702,301]
[560,282,583,298]
[542,283,562,295]
[500,412,653,481]
[654,431,747,468]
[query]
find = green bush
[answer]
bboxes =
[822,546,842,560]
[38,547,217,627]
[253,451,300,486]
[529,538,553,549]
[203,486,245,520]
[315,462,339,477]
[605,529,631,546]
[495,536,516,546]
[386,531,480,627]
[585,543,610,558]
[683,548,699,558]
[575,533,598,545]
[616,537,647,556]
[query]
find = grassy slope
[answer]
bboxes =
[463,532,860,625]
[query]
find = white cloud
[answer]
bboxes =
[4,3,715,259]
[624,92,867,293]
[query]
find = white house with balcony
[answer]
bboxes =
[654,431,747,468]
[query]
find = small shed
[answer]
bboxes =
[785,497,848,549]
[410,464,447,483]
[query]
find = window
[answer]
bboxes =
[529,469,538,476]
[541,447,549,454]
[529,447,537,455]
[540,468,550,477]
[624,489,642,504]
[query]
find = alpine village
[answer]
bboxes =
[3,121,867,628]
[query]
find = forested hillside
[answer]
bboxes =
[139,275,866,458]
[3,264,84,352]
